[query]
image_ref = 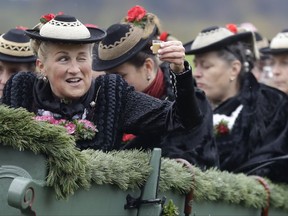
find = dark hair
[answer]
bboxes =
[216,41,255,87]
[127,43,158,71]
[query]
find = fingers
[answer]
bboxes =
[152,40,186,73]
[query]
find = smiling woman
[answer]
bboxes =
[36,43,93,100]
[2,14,206,156]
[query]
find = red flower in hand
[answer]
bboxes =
[126,5,146,22]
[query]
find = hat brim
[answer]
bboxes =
[183,40,194,54]
[260,47,288,55]
[25,27,106,44]
[0,52,36,63]
[93,27,156,71]
[184,32,253,55]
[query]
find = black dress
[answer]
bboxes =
[214,72,288,183]
[2,67,211,161]
[121,62,219,169]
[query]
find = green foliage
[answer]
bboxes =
[159,158,193,193]
[162,199,179,216]
[1,105,288,212]
[83,149,152,190]
[192,167,267,208]
[0,105,92,199]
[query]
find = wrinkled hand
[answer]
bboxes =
[152,40,185,73]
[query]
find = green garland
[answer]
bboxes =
[0,105,288,212]
[0,105,91,198]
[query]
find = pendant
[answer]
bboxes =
[90,101,96,107]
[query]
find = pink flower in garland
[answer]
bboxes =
[78,119,96,131]
[34,116,98,141]
[35,115,54,123]
[65,122,76,135]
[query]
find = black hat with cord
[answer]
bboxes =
[93,23,156,71]
[0,28,36,63]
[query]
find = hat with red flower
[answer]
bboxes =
[25,14,106,44]
[184,25,259,60]
[122,5,162,37]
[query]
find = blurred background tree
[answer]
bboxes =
[1,0,286,44]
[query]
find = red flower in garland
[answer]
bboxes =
[122,133,136,143]
[214,119,230,137]
[126,5,146,22]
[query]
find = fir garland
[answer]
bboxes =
[0,105,92,199]
[0,105,288,212]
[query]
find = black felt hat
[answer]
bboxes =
[93,23,156,71]
[25,14,106,44]
[0,28,36,63]
[260,29,288,55]
[184,26,257,57]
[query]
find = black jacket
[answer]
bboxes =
[122,62,219,169]
[215,72,288,183]
[2,68,208,157]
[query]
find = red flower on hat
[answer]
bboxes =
[40,13,55,24]
[16,26,28,30]
[40,11,64,24]
[84,23,99,28]
[126,5,146,22]
[159,32,169,42]
[226,23,238,34]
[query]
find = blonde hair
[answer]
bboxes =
[30,39,93,74]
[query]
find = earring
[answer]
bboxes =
[42,76,48,83]
[147,75,151,81]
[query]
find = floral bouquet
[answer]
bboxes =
[34,115,98,141]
